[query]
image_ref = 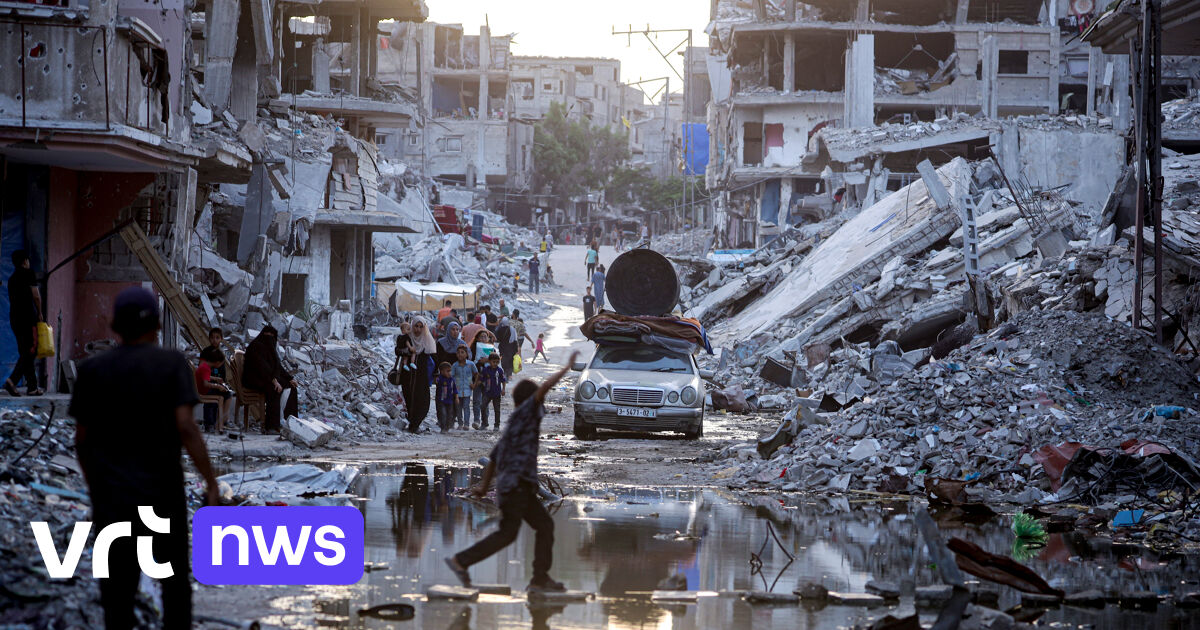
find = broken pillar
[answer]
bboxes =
[844,34,874,128]
[238,163,276,264]
[980,35,999,119]
[204,0,240,113]
[230,8,259,121]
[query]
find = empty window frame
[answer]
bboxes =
[998,50,1029,74]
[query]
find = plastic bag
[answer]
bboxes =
[36,322,55,358]
[513,354,523,374]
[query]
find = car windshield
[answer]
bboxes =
[590,346,693,373]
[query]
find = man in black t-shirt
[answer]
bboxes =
[71,287,219,630]
[582,286,596,321]
[5,250,43,396]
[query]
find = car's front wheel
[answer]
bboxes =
[573,416,597,440]
[683,421,703,440]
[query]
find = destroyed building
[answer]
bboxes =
[702,0,1145,247]
[0,0,436,386]
[0,0,254,383]
[374,22,535,203]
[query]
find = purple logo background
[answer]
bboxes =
[192,506,364,585]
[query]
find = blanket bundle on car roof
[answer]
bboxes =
[580,312,713,354]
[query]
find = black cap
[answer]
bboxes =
[112,287,160,339]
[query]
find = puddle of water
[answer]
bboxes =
[250,463,1200,629]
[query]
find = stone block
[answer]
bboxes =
[281,416,335,448]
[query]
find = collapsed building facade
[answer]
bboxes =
[701,0,1169,247]
[0,0,433,386]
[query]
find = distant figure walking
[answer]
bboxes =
[528,254,541,295]
[584,242,599,277]
[591,264,607,311]
[583,286,596,321]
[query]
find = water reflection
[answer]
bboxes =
[263,463,1200,630]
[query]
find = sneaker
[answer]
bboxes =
[527,577,567,593]
[444,557,472,588]
[472,423,482,430]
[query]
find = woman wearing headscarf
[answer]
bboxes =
[403,317,437,432]
[435,321,467,369]
[242,325,298,434]
[496,317,519,378]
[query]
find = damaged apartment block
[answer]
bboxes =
[0,0,433,381]
[703,0,1147,248]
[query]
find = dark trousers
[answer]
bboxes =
[482,396,502,427]
[455,482,553,581]
[7,323,36,390]
[97,503,191,630]
[436,402,454,431]
[259,387,299,433]
[529,273,540,294]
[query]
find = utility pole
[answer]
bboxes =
[612,25,698,230]
[1132,0,1163,342]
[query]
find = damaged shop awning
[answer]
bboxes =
[380,280,480,312]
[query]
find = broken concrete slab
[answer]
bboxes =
[716,158,971,339]
[281,416,335,448]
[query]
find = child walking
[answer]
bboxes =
[451,346,478,430]
[530,333,549,363]
[475,353,507,430]
[434,362,457,434]
[445,351,580,593]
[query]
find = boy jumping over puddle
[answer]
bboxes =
[445,351,580,594]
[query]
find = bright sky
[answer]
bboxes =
[426,0,711,103]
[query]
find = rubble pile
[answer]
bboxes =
[819,112,1114,155]
[274,336,415,446]
[374,232,537,300]
[1163,94,1200,137]
[0,411,104,626]
[722,310,1200,503]
[649,227,717,257]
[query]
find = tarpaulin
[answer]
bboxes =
[384,280,479,312]
[760,179,781,225]
[682,123,709,176]
[0,200,25,378]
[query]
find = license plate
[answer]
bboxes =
[616,407,656,418]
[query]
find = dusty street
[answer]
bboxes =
[313,243,774,486]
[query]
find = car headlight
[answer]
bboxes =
[667,391,680,404]
[681,386,697,406]
[579,381,596,399]
[597,386,609,399]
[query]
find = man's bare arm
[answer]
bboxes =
[535,351,580,402]
[176,406,220,505]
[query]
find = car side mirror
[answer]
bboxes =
[572,362,587,372]
[699,369,716,380]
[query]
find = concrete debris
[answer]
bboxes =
[716,309,1200,510]
[281,416,336,448]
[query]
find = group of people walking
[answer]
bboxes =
[393,300,538,434]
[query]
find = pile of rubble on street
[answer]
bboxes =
[0,410,144,626]
[683,123,1200,519]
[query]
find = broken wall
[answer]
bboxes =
[1014,126,1124,221]
[0,0,189,140]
